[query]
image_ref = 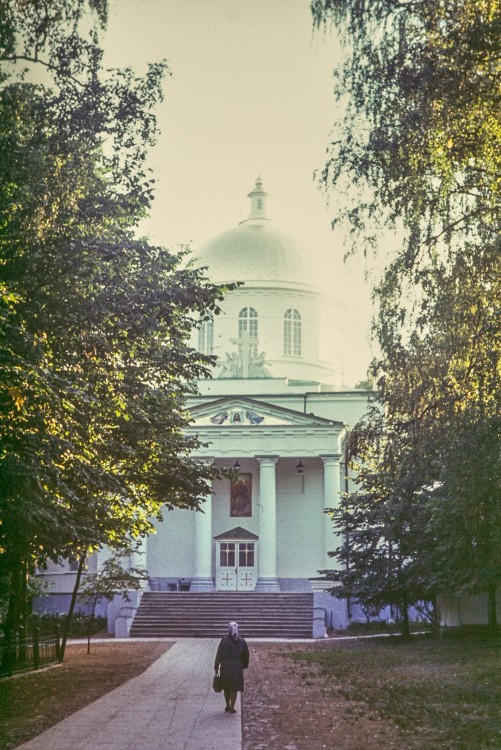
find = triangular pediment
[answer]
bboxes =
[214,526,259,541]
[188,396,343,428]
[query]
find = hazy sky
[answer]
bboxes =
[104,0,375,384]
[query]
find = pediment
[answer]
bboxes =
[189,396,343,428]
[213,526,259,541]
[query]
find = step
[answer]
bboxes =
[129,591,314,639]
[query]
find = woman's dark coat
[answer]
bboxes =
[214,635,249,692]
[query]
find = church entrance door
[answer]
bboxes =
[216,540,257,591]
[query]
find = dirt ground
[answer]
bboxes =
[242,643,402,750]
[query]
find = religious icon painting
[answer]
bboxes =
[230,473,252,517]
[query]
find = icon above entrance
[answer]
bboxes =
[214,526,259,591]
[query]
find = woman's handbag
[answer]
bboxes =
[213,674,222,693]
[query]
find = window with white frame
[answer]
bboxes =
[238,307,258,354]
[284,308,301,355]
[198,316,214,355]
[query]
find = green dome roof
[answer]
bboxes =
[197,177,317,286]
[199,221,312,284]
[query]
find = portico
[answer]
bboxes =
[159,396,345,594]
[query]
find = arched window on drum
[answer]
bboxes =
[284,308,301,356]
[198,315,214,355]
[238,307,258,355]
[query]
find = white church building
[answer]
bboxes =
[149,177,368,585]
[36,177,372,637]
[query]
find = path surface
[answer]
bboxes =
[15,639,241,750]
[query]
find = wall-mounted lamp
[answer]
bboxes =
[296,461,305,474]
[233,460,241,471]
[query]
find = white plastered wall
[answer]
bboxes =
[276,459,325,578]
[147,508,196,578]
[438,591,501,627]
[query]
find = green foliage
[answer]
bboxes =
[426,416,501,598]
[28,611,106,637]
[0,1,230,636]
[80,553,148,608]
[312,0,500,261]
[78,552,148,653]
[313,0,501,626]
[353,379,374,391]
[323,404,437,632]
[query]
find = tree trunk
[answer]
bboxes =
[3,554,26,638]
[431,594,441,637]
[401,591,410,639]
[87,597,98,655]
[487,584,498,632]
[60,552,87,661]
[1,554,27,674]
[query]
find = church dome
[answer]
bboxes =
[191,176,338,387]
[197,177,317,286]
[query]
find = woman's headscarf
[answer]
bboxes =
[228,621,239,641]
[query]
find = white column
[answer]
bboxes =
[129,536,147,585]
[190,488,215,592]
[321,454,342,569]
[255,455,280,592]
[116,537,148,635]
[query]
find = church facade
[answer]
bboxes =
[36,177,371,635]
[128,177,371,632]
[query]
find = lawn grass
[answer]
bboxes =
[286,632,501,749]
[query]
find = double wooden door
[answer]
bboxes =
[216,540,257,591]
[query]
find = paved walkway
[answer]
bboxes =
[16,639,241,750]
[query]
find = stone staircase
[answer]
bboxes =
[129,592,314,639]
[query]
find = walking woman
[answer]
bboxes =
[214,621,250,714]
